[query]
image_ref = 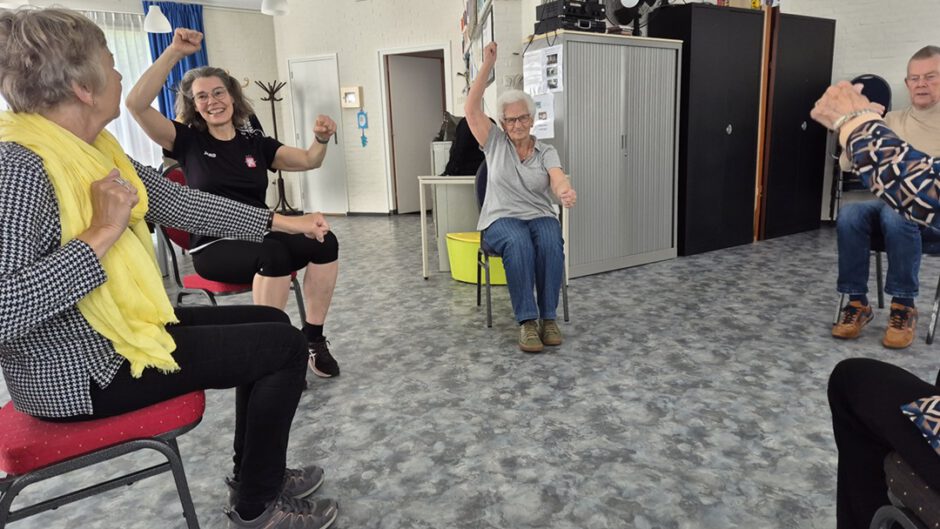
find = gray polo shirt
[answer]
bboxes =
[477,127,563,231]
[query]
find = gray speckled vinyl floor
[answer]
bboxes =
[3,215,940,529]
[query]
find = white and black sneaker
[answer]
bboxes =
[225,496,337,529]
[308,340,339,378]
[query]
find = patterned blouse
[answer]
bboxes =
[847,121,940,228]
[0,142,273,418]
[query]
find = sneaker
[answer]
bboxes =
[883,303,917,349]
[226,496,338,529]
[832,300,874,339]
[519,320,544,353]
[226,466,325,507]
[540,319,563,346]
[308,339,339,378]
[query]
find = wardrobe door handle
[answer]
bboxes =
[726,124,733,135]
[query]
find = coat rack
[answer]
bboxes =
[255,80,302,215]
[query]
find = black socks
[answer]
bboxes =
[849,294,869,306]
[303,323,324,343]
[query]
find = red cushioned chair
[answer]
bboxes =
[0,391,205,528]
[159,165,306,321]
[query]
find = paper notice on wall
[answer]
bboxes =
[523,45,564,95]
[523,49,544,96]
[532,93,555,139]
[543,45,563,93]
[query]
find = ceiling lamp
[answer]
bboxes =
[143,5,172,33]
[261,0,289,16]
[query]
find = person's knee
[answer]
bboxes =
[836,203,867,234]
[316,231,339,263]
[258,246,293,277]
[253,305,292,325]
[828,358,874,402]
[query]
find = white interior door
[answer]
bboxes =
[387,55,444,213]
[288,56,349,214]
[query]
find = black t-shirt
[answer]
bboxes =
[167,120,282,250]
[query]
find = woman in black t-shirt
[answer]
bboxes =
[127,28,341,379]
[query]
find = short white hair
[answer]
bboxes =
[496,89,535,120]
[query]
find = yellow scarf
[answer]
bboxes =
[0,112,179,377]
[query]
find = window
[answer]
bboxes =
[83,11,163,169]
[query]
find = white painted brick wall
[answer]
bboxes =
[782,0,940,108]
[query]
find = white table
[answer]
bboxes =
[418,175,475,279]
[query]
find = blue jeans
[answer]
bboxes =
[483,216,564,323]
[837,200,922,298]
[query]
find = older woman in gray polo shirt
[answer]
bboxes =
[465,42,577,353]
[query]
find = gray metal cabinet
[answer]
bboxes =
[525,32,681,278]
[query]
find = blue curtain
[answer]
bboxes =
[143,1,208,119]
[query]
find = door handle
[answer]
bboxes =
[726,124,733,135]
[801,121,808,131]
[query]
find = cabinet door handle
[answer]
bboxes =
[726,124,733,135]
[801,121,807,131]
[621,134,627,157]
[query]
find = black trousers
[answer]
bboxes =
[193,231,339,281]
[53,305,308,508]
[828,358,940,529]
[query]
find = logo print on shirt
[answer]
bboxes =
[245,155,257,168]
[203,151,217,158]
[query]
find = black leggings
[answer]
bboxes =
[193,231,339,282]
[51,305,308,509]
[828,358,940,529]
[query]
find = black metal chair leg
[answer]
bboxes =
[163,439,200,529]
[484,254,492,328]
[834,293,846,326]
[875,251,885,309]
[476,250,483,307]
[562,271,569,323]
[290,277,306,323]
[928,273,940,345]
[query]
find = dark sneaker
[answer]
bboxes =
[832,300,874,339]
[226,465,325,507]
[540,319,563,346]
[308,339,339,378]
[226,496,338,529]
[883,303,917,349]
[519,320,544,353]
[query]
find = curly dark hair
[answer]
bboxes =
[174,66,254,130]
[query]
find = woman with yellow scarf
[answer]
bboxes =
[0,8,336,529]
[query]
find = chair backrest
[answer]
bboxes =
[161,165,191,251]
[474,160,488,211]
[851,74,892,115]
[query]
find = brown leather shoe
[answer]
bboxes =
[883,303,917,349]
[832,300,874,339]
[519,320,544,353]
[539,319,563,346]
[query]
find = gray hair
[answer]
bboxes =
[496,89,535,120]
[0,7,108,113]
[911,45,940,62]
[174,66,254,130]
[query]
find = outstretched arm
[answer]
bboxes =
[464,42,497,147]
[271,115,337,171]
[126,28,204,151]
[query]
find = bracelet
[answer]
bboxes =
[832,109,879,132]
[315,135,331,145]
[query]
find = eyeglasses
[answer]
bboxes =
[502,114,532,126]
[907,72,940,84]
[192,86,228,104]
